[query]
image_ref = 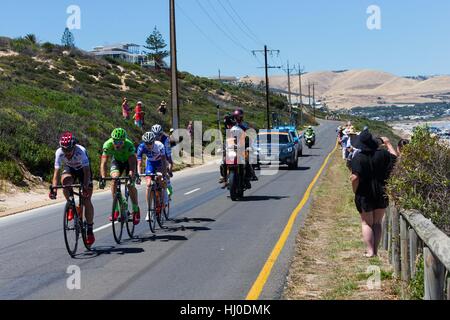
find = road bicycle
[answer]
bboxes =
[140,173,169,233]
[103,177,135,243]
[51,184,91,257]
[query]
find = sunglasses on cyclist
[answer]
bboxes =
[113,140,124,145]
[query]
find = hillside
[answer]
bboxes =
[0,36,296,188]
[241,69,450,109]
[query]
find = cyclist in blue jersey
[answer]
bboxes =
[151,124,173,177]
[137,132,168,221]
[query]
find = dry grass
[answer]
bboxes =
[283,149,400,300]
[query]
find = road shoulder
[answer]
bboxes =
[283,148,399,300]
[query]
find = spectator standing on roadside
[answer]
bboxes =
[397,139,409,156]
[157,101,167,116]
[345,127,360,169]
[134,101,144,130]
[122,97,130,120]
[187,121,193,138]
[350,129,397,258]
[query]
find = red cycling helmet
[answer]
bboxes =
[233,108,244,122]
[59,132,76,151]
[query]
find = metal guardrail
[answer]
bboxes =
[382,205,450,300]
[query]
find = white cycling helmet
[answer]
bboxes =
[142,131,156,144]
[151,124,163,135]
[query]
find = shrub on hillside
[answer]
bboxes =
[386,126,450,234]
[0,161,24,185]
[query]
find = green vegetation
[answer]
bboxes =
[387,126,450,234]
[0,36,297,186]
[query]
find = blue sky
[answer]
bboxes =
[1,0,449,77]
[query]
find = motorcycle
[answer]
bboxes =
[225,147,247,201]
[304,132,315,149]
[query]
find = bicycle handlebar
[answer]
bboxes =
[101,177,132,181]
[50,184,82,190]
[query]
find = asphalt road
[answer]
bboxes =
[0,120,340,300]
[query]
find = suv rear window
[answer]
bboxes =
[257,133,290,144]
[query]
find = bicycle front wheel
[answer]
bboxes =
[148,189,157,233]
[112,196,124,244]
[63,202,79,257]
[125,197,135,239]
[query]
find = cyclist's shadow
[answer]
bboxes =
[71,246,145,259]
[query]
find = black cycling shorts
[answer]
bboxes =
[62,167,93,187]
[111,158,130,176]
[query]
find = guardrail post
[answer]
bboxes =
[424,247,445,300]
[400,215,411,285]
[382,208,389,251]
[391,206,401,278]
[409,228,418,278]
[388,209,392,264]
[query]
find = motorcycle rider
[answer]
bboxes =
[231,108,258,186]
[219,114,236,188]
[305,126,316,144]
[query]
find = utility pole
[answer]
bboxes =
[308,82,311,110]
[283,61,296,120]
[252,45,280,129]
[297,64,304,126]
[170,0,180,130]
[313,83,316,120]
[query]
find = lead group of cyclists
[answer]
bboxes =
[49,124,174,247]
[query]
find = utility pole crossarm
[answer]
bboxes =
[252,45,280,129]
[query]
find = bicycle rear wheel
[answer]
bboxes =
[63,202,79,257]
[148,189,157,233]
[157,190,165,228]
[125,197,135,239]
[112,196,124,244]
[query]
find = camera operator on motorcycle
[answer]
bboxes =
[231,108,258,186]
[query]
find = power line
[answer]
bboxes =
[195,0,252,55]
[216,0,261,47]
[205,0,251,52]
[224,0,264,45]
[176,2,243,64]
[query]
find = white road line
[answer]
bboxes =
[93,223,111,233]
[184,188,200,195]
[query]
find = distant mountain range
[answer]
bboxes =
[240,70,450,110]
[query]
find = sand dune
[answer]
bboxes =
[241,69,450,109]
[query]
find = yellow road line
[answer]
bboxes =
[246,142,339,300]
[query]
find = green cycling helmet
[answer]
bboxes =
[111,128,127,140]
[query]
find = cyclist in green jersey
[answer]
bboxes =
[99,128,141,225]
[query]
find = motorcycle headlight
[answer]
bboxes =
[287,147,293,153]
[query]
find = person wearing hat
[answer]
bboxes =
[122,97,130,120]
[350,129,397,258]
[345,127,360,170]
[134,101,144,130]
[157,100,167,116]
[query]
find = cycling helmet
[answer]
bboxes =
[59,132,76,151]
[111,128,127,140]
[151,124,163,135]
[142,131,156,144]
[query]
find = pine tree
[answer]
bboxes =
[144,26,169,69]
[61,28,75,48]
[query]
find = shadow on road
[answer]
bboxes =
[73,246,145,258]
[171,217,216,224]
[279,166,310,171]
[135,234,188,242]
[237,195,289,202]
